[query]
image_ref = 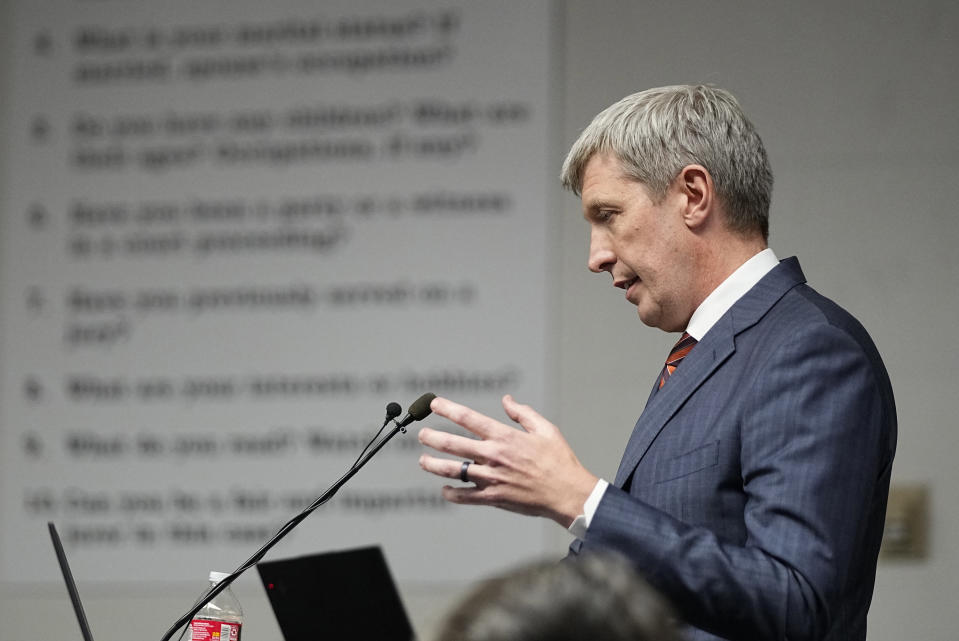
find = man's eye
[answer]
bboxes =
[597,210,615,221]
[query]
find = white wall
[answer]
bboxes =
[2,1,957,640]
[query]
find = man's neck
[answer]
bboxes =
[691,234,768,310]
[685,247,778,340]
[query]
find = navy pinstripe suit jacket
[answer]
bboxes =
[569,257,896,641]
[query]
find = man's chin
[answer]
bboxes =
[636,305,658,328]
[636,304,681,333]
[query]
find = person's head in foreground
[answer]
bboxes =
[434,554,682,641]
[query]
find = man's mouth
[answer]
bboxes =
[616,277,640,302]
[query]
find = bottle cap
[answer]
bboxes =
[209,571,230,584]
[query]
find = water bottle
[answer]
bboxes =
[189,571,243,641]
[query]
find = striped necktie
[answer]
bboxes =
[658,332,697,389]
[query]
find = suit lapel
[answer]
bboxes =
[613,316,736,486]
[613,257,808,488]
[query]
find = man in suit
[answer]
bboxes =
[417,85,896,641]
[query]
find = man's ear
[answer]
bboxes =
[677,165,714,230]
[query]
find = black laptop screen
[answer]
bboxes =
[256,546,414,641]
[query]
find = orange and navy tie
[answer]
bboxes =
[658,332,697,389]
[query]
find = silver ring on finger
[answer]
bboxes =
[460,460,472,483]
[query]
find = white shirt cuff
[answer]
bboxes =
[566,478,609,539]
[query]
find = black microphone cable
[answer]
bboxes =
[349,401,403,470]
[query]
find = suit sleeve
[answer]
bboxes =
[574,323,893,641]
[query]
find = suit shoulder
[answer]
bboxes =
[763,284,895,413]
[780,284,879,354]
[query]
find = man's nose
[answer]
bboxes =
[587,229,615,273]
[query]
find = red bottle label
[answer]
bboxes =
[189,618,241,641]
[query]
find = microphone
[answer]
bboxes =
[385,401,402,422]
[396,392,436,428]
[351,401,404,469]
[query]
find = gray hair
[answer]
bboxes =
[560,85,773,240]
[434,554,682,641]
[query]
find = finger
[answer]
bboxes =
[418,454,480,483]
[441,485,499,506]
[430,396,513,439]
[501,394,555,435]
[418,427,489,460]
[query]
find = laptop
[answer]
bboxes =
[48,522,96,641]
[256,546,415,641]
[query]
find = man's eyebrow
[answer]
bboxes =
[587,198,619,208]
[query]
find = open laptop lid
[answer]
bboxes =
[256,546,414,641]
[48,522,96,641]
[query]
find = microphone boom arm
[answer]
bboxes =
[159,422,409,641]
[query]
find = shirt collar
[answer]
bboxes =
[685,248,779,340]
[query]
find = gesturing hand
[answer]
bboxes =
[418,394,598,528]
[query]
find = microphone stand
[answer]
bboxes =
[159,423,407,641]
